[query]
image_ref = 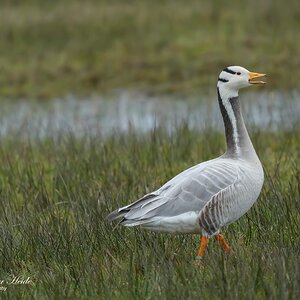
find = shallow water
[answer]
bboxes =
[0,90,299,138]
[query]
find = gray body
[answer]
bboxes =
[107,75,264,237]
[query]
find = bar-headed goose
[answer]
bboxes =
[107,66,266,260]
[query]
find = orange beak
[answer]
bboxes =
[249,72,267,84]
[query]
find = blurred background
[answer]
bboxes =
[0,0,299,137]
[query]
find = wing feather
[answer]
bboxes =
[108,158,239,226]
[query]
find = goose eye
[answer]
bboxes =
[237,72,241,75]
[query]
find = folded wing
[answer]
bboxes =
[107,158,239,227]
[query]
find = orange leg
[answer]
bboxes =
[196,236,209,260]
[215,234,231,254]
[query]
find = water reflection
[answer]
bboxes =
[0,90,299,139]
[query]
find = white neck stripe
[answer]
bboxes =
[218,85,240,153]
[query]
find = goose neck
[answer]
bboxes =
[217,87,255,158]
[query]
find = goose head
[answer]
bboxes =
[217,66,266,91]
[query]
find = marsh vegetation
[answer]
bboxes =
[0,122,298,299]
[1,0,300,98]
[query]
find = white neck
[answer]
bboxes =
[217,83,238,99]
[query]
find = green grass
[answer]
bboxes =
[0,125,299,299]
[0,0,300,98]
